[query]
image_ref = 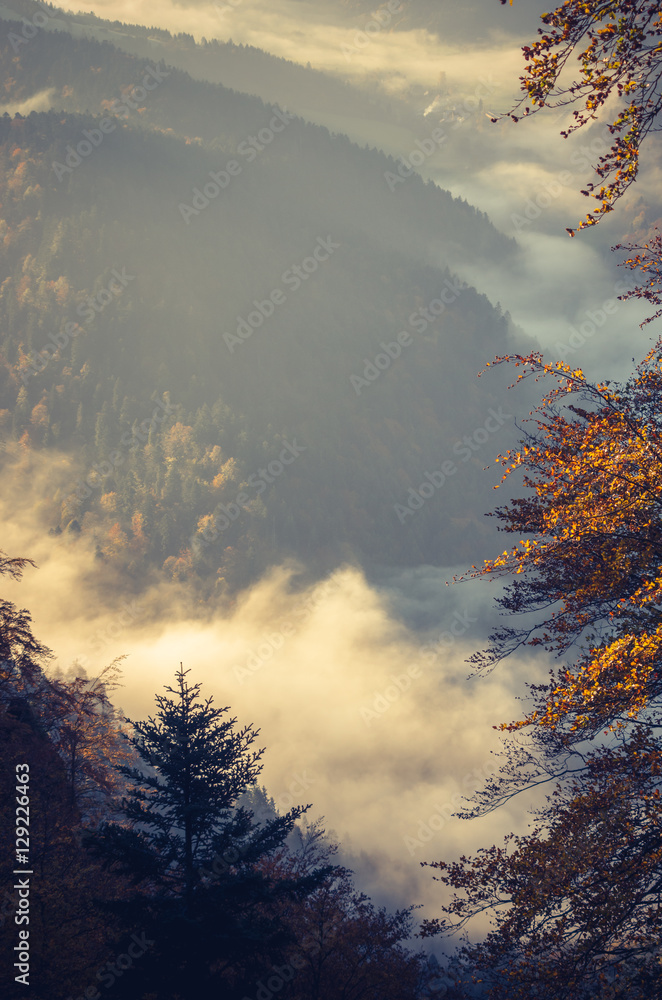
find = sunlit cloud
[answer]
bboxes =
[0,449,529,930]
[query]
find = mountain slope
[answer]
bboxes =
[0,0,421,129]
[0,25,529,595]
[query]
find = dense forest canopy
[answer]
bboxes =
[0,20,531,596]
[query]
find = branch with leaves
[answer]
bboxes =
[501,0,662,231]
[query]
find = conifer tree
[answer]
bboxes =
[93,665,332,998]
[117,664,267,904]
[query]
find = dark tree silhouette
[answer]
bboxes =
[92,665,333,999]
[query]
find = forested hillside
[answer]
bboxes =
[0,556,442,1000]
[10,1,414,125]
[0,22,526,595]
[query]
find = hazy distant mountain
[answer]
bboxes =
[0,20,530,595]
[0,0,422,129]
[335,0,551,41]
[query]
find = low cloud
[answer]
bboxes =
[1,450,532,936]
[0,86,56,114]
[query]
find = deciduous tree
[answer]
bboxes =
[502,0,662,231]
[422,343,662,996]
[258,820,427,1000]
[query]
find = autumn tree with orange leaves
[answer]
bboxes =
[0,553,137,999]
[420,7,662,995]
[421,347,662,997]
[501,0,662,232]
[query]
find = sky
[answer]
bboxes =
[2,0,659,947]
